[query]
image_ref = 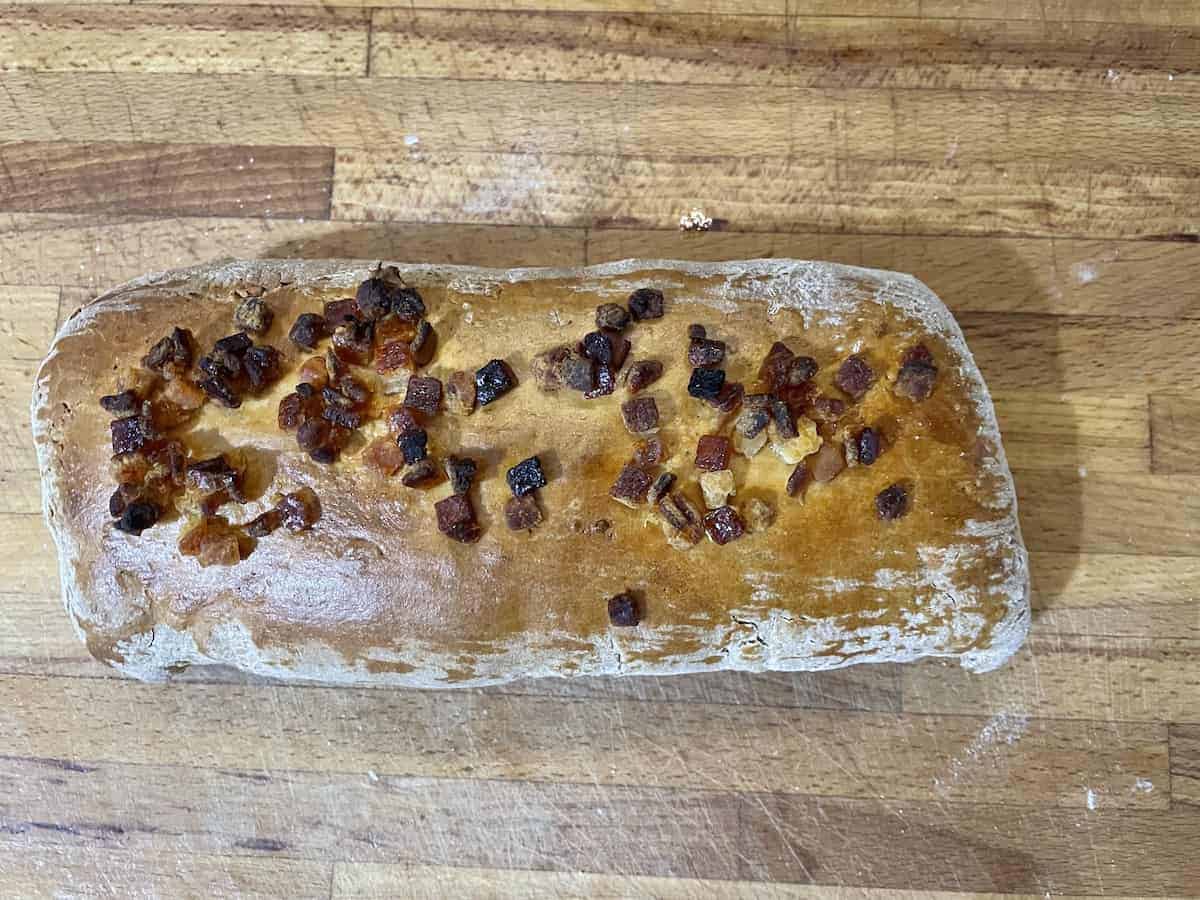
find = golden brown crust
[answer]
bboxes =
[32,258,1029,684]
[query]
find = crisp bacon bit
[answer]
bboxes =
[357,267,426,322]
[398,430,429,464]
[835,354,875,400]
[607,592,641,627]
[404,376,442,416]
[621,396,659,434]
[400,459,439,488]
[114,501,159,536]
[735,406,770,439]
[331,320,374,366]
[244,508,282,538]
[811,441,846,483]
[507,456,547,497]
[444,371,477,416]
[435,493,480,543]
[187,455,244,501]
[627,288,664,321]
[581,331,617,367]
[410,320,437,366]
[876,484,909,520]
[700,469,735,509]
[387,405,423,437]
[688,323,706,340]
[786,463,810,499]
[323,298,360,330]
[703,505,745,545]
[111,414,153,455]
[757,341,794,392]
[322,403,361,430]
[142,327,194,376]
[695,435,732,472]
[688,338,725,368]
[288,313,326,350]
[355,278,392,321]
[338,374,371,406]
[505,494,543,531]
[444,456,477,495]
[807,393,846,426]
[687,367,724,400]
[234,297,273,335]
[363,436,406,476]
[895,344,938,401]
[100,390,139,415]
[179,516,241,565]
[375,340,414,373]
[277,488,321,531]
[707,381,743,414]
[531,345,571,392]
[632,436,664,468]
[856,427,881,466]
[611,336,631,370]
[214,331,252,361]
[200,374,240,408]
[475,359,517,406]
[560,352,596,393]
[745,497,775,532]
[296,418,330,453]
[658,491,704,545]
[769,398,797,439]
[243,345,282,391]
[584,364,616,399]
[647,471,676,506]
[610,464,652,507]
[625,359,663,393]
[595,303,630,333]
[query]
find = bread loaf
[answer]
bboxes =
[31,258,1029,684]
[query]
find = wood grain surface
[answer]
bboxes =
[1,2,1198,897]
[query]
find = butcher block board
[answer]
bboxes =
[1,1,1199,897]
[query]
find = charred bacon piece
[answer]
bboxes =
[475,359,517,406]
[505,494,543,531]
[506,456,547,497]
[703,505,745,545]
[835,354,875,400]
[435,494,480,543]
[627,288,664,321]
[607,592,641,627]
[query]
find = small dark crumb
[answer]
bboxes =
[234,296,273,335]
[687,367,725,401]
[277,487,321,531]
[595,303,630,333]
[581,331,617,367]
[658,491,704,545]
[647,471,676,505]
[187,455,243,498]
[625,359,663,393]
[100,390,139,416]
[435,493,480,543]
[309,446,337,465]
[446,371,477,415]
[786,463,810,498]
[560,352,596,393]
[108,483,139,517]
[321,403,362,430]
[507,455,547,497]
[404,375,443,416]
[703,505,746,545]
[856,427,881,466]
[400,458,439,488]
[475,359,517,406]
[296,417,331,452]
[111,414,153,455]
[688,338,726,368]
[632,436,664,468]
[410,320,437,367]
[770,398,797,439]
[288,313,326,350]
[244,508,282,538]
[895,344,939,402]
[610,336,631,370]
[688,323,706,340]
[142,327,194,374]
[707,381,744,414]
[242,345,282,391]
[584,364,615,399]
[398,429,429,464]
[627,287,664,321]
[607,592,641,627]
[876,484,910,520]
[331,320,374,366]
[323,298,360,330]
[114,501,159,536]
[694,434,732,472]
[387,405,423,437]
[835,354,876,400]
[610,464,652,507]
[807,393,846,425]
[214,332,253,358]
[757,341,794,392]
[444,455,478,495]
[530,345,572,392]
[621,396,659,434]
[504,493,543,531]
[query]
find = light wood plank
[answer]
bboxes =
[992,392,1149,474]
[0,515,58,594]
[902,638,1200,723]
[4,75,1200,167]
[332,149,1199,240]
[0,143,334,219]
[0,847,331,899]
[1030,551,1200,610]
[123,0,785,10]
[369,9,1198,95]
[921,0,1200,27]
[1,755,1195,895]
[0,214,585,290]
[0,359,44,510]
[0,285,58,362]
[1,6,369,76]
[1172,725,1200,805]
[332,864,1111,899]
[1151,395,1200,475]
[0,674,1170,808]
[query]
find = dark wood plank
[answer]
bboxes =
[1151,395,1200,475]
[0,143,334,219]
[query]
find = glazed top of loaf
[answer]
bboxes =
[33,258,1028,681]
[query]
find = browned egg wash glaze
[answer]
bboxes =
[32,259,1029,685]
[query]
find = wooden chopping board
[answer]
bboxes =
[1,1,1199,896]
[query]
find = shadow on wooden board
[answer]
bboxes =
[262,227,1078,695]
